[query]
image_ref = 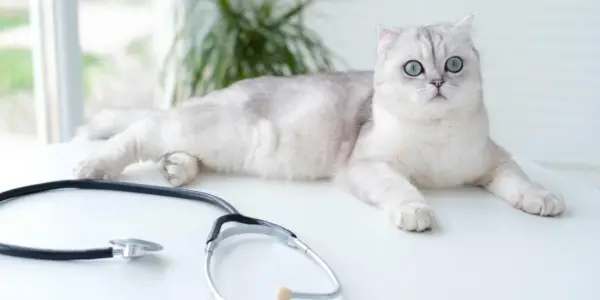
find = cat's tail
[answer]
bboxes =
[72,108,156,141]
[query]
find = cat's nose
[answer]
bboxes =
[429,79,445,88]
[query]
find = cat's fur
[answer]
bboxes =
[73,15,565,232]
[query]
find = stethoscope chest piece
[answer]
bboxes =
[110,238,164,259]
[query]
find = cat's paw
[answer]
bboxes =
[386,201,435,232]
[513,186,565,217]
[73,157,120,180]
[159,152,200,187]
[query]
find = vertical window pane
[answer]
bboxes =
[77,0,160,121]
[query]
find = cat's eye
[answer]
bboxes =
[445,56,463,73]
[403,60,423,77]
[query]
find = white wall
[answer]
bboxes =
[307,0,600,166]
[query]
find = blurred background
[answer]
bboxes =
[0,0,598,187]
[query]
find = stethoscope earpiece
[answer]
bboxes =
[277,287,293,300]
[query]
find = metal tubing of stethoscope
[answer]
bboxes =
[204,225,341,300]
[204,247,225,300]
[289,239,341,299]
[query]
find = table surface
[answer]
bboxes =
[0,141,598,300]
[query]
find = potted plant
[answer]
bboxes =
[163,0,339,105]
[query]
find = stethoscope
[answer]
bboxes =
[0,179,341,300]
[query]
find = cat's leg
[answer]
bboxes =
[74,117,171,180]
[338,160,434,232]
[480,142,565,216]
[73,108,155,141]
[158,151,201,187]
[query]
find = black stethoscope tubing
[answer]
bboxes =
[0,179,342,299]
[0,179,243,261]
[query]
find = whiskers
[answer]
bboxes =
[442,84,459,91]
[415,84,461,102]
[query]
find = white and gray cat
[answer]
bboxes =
[73,14,565,232]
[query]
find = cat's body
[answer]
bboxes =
[74,15,565,231]
[76,71,374,180]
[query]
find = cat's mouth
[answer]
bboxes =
[432,91,447,100]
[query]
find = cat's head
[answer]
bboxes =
[373,14,483,120]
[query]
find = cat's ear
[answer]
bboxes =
[451,13,475,34]
[377,27,400,55]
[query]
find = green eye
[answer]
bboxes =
[445,56,463,73]
[403,60,423,76]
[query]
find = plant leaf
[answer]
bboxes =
[165,0,339,105]
[269,0,313,28]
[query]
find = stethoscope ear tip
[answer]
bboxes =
[276,286,292,300]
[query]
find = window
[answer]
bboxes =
[0,0,180,151]
[0,1,37,150]
[77,0,166,122]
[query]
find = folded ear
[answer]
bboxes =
[377,27,401,55]
[452,13,475,33]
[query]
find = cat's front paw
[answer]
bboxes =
[386,201,435,232]
[513,186,565,217]
[73,157,119,180]
[159,152,200,187]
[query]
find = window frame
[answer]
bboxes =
[29,0,84,143]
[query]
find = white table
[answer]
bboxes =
[0,141,598,300]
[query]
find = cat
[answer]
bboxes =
[73,14,565,232]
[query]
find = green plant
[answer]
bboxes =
[164,0,339,105]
